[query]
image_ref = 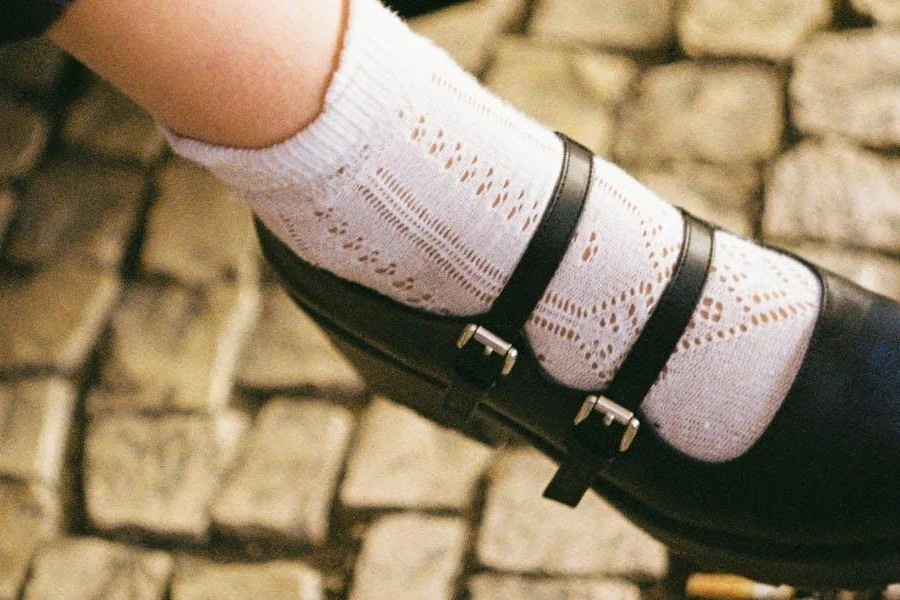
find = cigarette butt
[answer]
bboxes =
[686,573,795,600]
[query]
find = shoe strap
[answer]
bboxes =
[543,212,714,507]
[444,133,594,419]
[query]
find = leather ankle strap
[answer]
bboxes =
[444,133,594,420]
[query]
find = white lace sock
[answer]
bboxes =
[166,0,821,462]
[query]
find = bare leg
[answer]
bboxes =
[48,0,347,148]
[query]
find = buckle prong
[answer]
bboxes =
[457,324,518,376]
[575,394,640,452]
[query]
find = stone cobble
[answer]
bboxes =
[0,481,60,600]
[0,378,76,485]
[485,37,638,155]
[7,156,146,269]
[62,77,167,166]
[0,95,49,180]
[92,281,259,412]
[236,285,364,396]
[143,160,259,287]
[339,397,493,511]
[0,39,69,93]
[171,560,324,600]
[764,139,900,252]
[0,261,121,375]
[23,537,173,600]
[615,62,784,165]
[634,162,760,237]
[677,0,832,62]
[348,514,468,600]
[84,411,249,541]
[409,0,526,74]
[530,0,674,51]
[791,29,900,148]
[1,1,900,599]
[476,448,668,580]
[212,398,355,546]
[468,574,642,600]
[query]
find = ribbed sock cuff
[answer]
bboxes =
[164,0,429,192]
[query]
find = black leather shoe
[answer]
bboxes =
[256,134,900,587]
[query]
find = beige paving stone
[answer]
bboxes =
[0,480,60,600]
[791,30,900,148]
[212,399,354,545]
[476,447,667,580]
[85,411,248,542]
[0,39,69,93]
[490,0,528,22]
[410,0,527,74]
[0,261,121,375]
[340,397,493,511]
[616,63,782,165]
[172,560,323,600]
[776,242,900,301]
[633,162,759,237]
[62,78,166,165]
[468,574,641,600]
[677,0,831,62]
[0,96,49,180]
[531,0,674,51]
[143,160,259,287]
[236,285,364,396]
[93,281,259,412]
[851,0,900,24]
[0,378,76,484]
[764,139,900,253]
[23,537,172,600]
[0,188,13,245]
[8,157,146,269]
[485,37,638,155]
[349,513,467,600]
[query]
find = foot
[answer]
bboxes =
[165,0,900,585]
[167,0,820,464]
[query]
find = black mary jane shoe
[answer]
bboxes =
[256,133,900,588]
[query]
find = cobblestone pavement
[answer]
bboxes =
[2,1,900,598]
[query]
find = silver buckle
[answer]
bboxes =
[575,395,640,452]
[456,324,518,376]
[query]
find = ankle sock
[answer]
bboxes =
[166,0,821,462]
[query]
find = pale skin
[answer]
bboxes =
[48,0,349,149]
